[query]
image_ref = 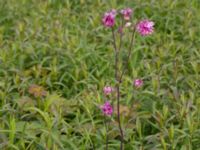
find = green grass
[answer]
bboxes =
[0,0,200,149]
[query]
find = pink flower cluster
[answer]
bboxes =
[136,20,154,36]
[102,8,155,36]
[134,79,143,88]
[103,86,114,95]
[120,8,133,20]
[102,9,117,28]
[102,8,133,27]
[100,101,113,116]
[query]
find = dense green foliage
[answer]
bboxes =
[0,0,200,149]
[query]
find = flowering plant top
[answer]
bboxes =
[102,8,154,36]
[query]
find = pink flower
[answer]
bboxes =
[120,8,133,20]
[134,79,143,88]
[103,86,113,95]
[110,9,117,16]
[100,101,113,116]
[102,9,117,27]
[136,20,154,36]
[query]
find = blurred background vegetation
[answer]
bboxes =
[0,0,200,149]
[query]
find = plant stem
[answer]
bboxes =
[119,28,136,83]
[112,28,118,79]
[104,116,109,150]
[112,28,124,150]
[37,98,41,109]
[117,85,124,150]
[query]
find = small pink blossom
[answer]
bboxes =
[136,20,154,36]
[120,8,133,20]
[103,86,113,95]
[100,101,113,116]
[102,9,117,27]
[110,9,117,16]
[134,79,143,88]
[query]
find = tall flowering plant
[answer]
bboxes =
[100,7,154,150]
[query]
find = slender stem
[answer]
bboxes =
[112,28,118,79]
[118,18,124,53]
[117,85,124,150]
[104,115,109,150]
[112,28,124,150]
[37,98,41,109]
[119,28,136,83]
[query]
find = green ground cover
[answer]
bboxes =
[0,0,200,149]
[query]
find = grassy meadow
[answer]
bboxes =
[0,0,200,149]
